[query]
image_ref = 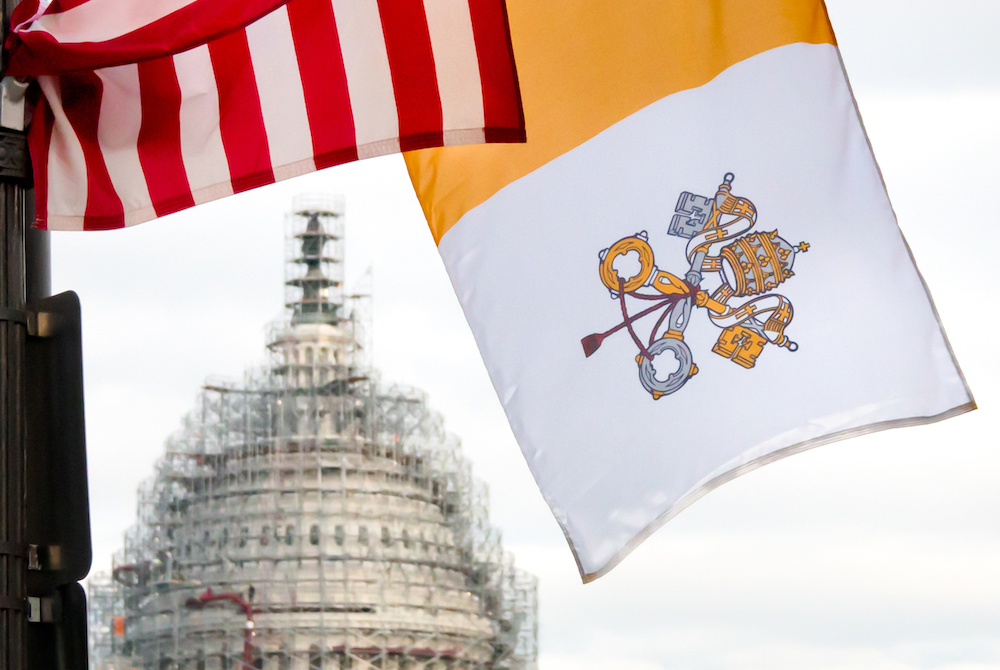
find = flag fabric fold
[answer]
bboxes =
[5,0,290,76]
[10,0,524,230]
[405,0,975,581]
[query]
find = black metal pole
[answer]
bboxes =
[0,175,29,670]
[0,0,37,663]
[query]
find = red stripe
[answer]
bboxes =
[59,72,125,230]
[468,0,524,143]
[285,0,358,169]
[9,0,41,29]
[137,57,195,217]
[27,84,55,230]
[207,30,274,194]
[376,0,443,151]
[8,0,289,76]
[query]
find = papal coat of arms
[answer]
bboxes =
[582,173,809,399]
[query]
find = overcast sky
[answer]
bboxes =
[51,2,999,669]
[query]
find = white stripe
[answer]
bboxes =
[25,0,199,44]
[441,128,486,147]
[38,76,87,228]
[94,65,156,223]
[329,0,399,150]
[245,7,316,181]
[173,45,233,205]
[422,0,485,133]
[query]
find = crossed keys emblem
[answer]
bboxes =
[582,173,809,399]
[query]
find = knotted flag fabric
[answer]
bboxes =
[7,0,523,230]
[405,0,975,582]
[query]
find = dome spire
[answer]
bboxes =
[285,195,345,325]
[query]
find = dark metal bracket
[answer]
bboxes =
[0,308,62,338]
[0,126,28,183]
[0,540,27,558]
[0,306,27,324]
[0,595,27,612]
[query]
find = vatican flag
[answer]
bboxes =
[405,0,975,582]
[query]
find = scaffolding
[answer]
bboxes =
[88,196,538,670]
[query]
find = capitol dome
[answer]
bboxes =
[87,196,538,670]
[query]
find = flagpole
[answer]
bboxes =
[0,147,29,670]
[0,0,41,664]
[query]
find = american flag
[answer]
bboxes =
[7,0,523,230]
